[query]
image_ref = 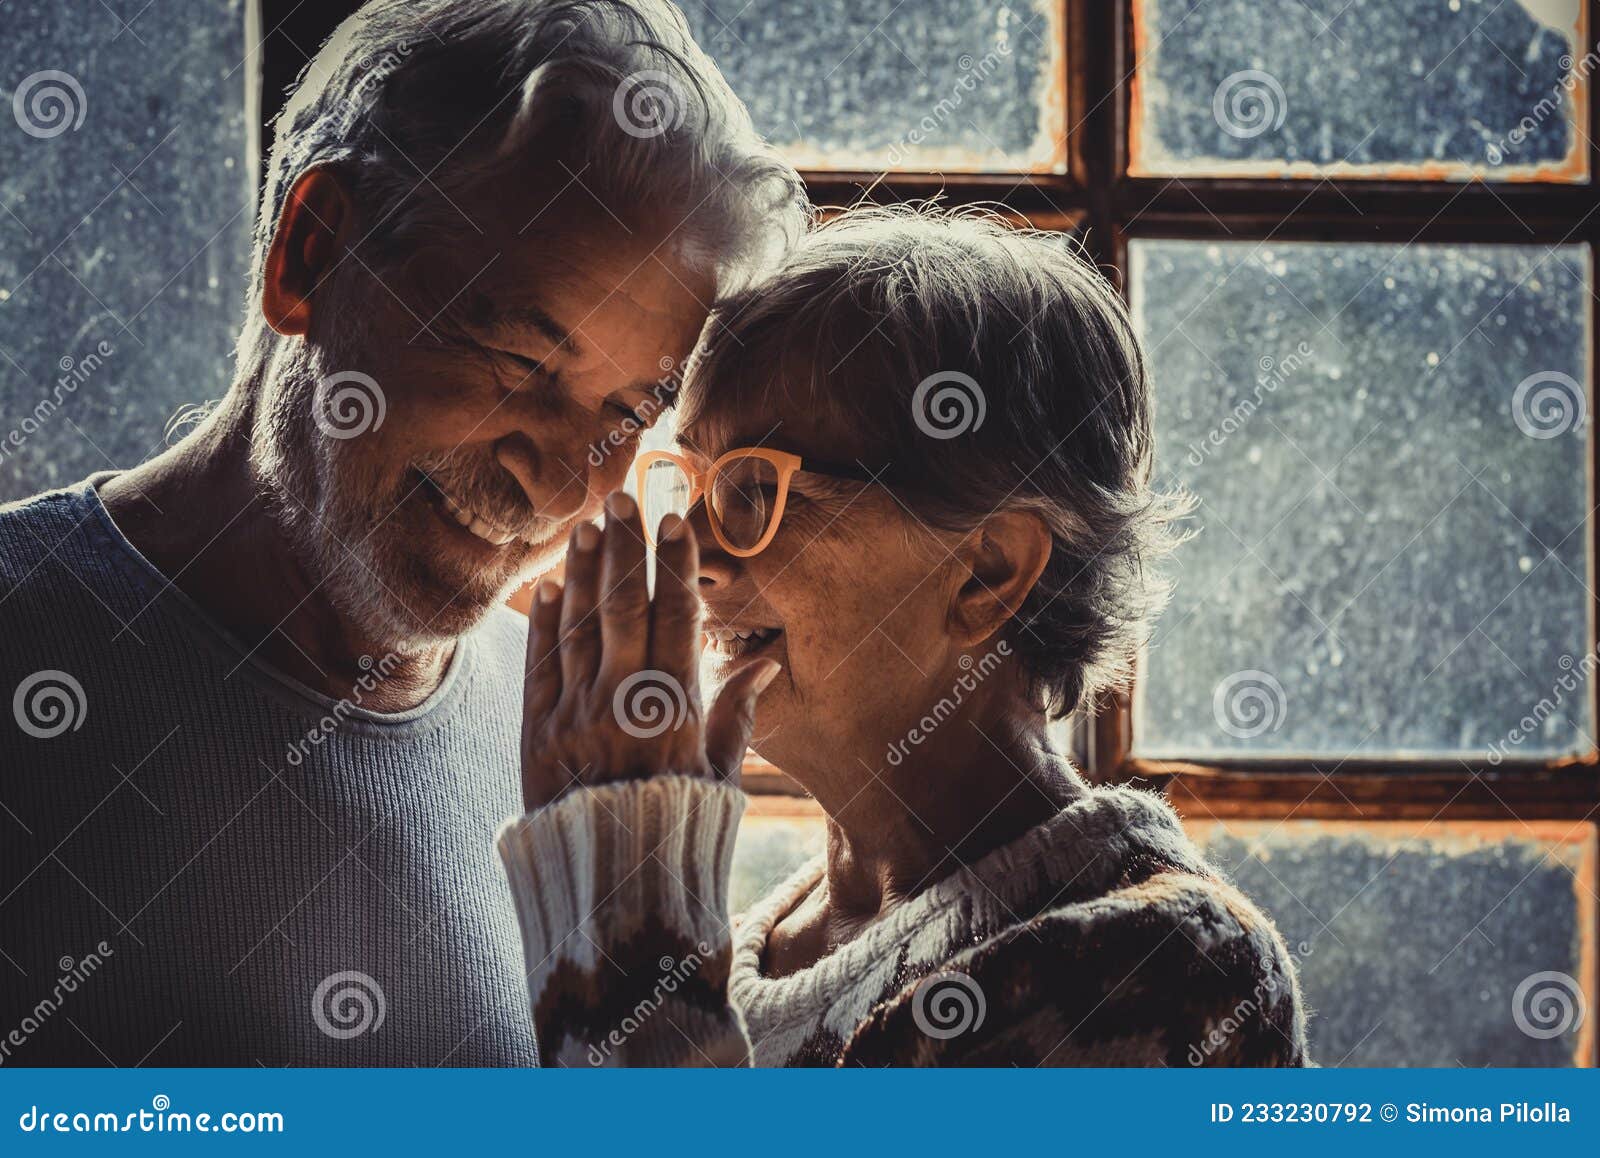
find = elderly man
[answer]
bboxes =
[0,0,803,1066]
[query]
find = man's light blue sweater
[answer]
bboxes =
[0,475,538,1066]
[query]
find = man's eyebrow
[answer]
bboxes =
[484,301,580,355]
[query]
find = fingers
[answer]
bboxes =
[523,578,563,722]
[558,520,603,690]
[597,491,650,683]
[705,659,781,782]
[649,512,704,700]
[520,578,564,811]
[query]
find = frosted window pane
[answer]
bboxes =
[0,0,253,501]
[1189,820,1595,1067]
[1132,0,1588,182]
[1131,240,1592,759]
[730,813,824,913]
[681,0,1066,172]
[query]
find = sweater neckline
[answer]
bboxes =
[71,472,480,731]
[729,783,1206,1035]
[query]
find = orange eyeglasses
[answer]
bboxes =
[634,447,881,558]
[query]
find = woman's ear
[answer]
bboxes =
[947,511,1053,647]
[262,167,352,336]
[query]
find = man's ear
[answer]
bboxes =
[262,168,352,336]
[948,512,1053,647]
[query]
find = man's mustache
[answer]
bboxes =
[412,451,561,544]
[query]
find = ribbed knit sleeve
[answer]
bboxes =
[496,775,752,1067]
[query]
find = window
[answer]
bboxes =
[18,0,1594,1067]
[0,0,255,499]
[689,0,1600,1066]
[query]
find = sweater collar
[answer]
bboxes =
[730,783,1209,1038]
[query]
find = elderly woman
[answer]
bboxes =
[498,208,1308,1067]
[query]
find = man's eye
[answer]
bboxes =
[607,401,649,427]
[496,349,547,377]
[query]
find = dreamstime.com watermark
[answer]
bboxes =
[589,356,680,468]
[1187,938,1315,1065]
[1486,650,1595,765]
[612,669,690,739]
[284,650,407,767]
[884,42,1014,167]
[911,971,986,1040]
[1212,669,1288,740]
[311,970,387,1040]
[12,69,87,138]
[1212,69,1287,139]
[0,340,116,468]
[17,1096,283,1135]
[11,669,87,739]
[1512,970,1586,1041]
[586,945,711,1065]
[1186,342,1314,467]
[885,641,1012,767]
[1483,45,1596,166]
[0,942,114,1066]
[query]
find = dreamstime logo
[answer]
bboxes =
[1511,370,1585,439]
[12,670,86,739]
[611,670,689,739]
[1512,970,1585,1041]
[284,650,407,767]
[1213,70,1287,139]
[1187,939,1315,1065]
[0,339,116,468]
[911,971,986,1040]
[884,42,1015,166]
[885,641,1012,767]
[911,371,986,439]
[311,970,386,1040]
[585,942,711,1066]
[612,70,686,139]
[1211,669,1287,739]
[588,355,680,468]
[13,70,87,138]
[1488,650,1595,766]
[0,940,114,1066]
[312,371,386,439]
[1485,48,1596,166]
[1186,341,1314,466]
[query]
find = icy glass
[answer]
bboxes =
[729,813,825,913]
[1132,0,1588,182]
[1130,240,1592,759]
[680,0,1066,172]
[0,0,253,501]
[1190,820,1595,1067]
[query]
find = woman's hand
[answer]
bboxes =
[519,490,780,812]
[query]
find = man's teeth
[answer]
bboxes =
[706,627,781,653]
[439,491,518,546]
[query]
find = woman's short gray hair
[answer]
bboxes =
[238,0,807,375]
[684,205,1190,717]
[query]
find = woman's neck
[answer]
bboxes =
[780,697,1086,962]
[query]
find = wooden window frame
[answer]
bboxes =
[259,0,1600,822]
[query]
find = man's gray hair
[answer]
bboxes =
[237,0,807,378]
[684,205,1191,717]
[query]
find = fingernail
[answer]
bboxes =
[752,660,782,694]
[574,522,601,551]
[607,491,636,520]
[660,513,686,541]
[536,580,561,605]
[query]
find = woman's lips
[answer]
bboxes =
[703,626,783,659]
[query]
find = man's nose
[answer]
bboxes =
[493,430,591,523]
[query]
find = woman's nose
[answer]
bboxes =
[689,500,738,589]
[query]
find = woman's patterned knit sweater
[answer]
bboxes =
[497,775,1309,1067]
